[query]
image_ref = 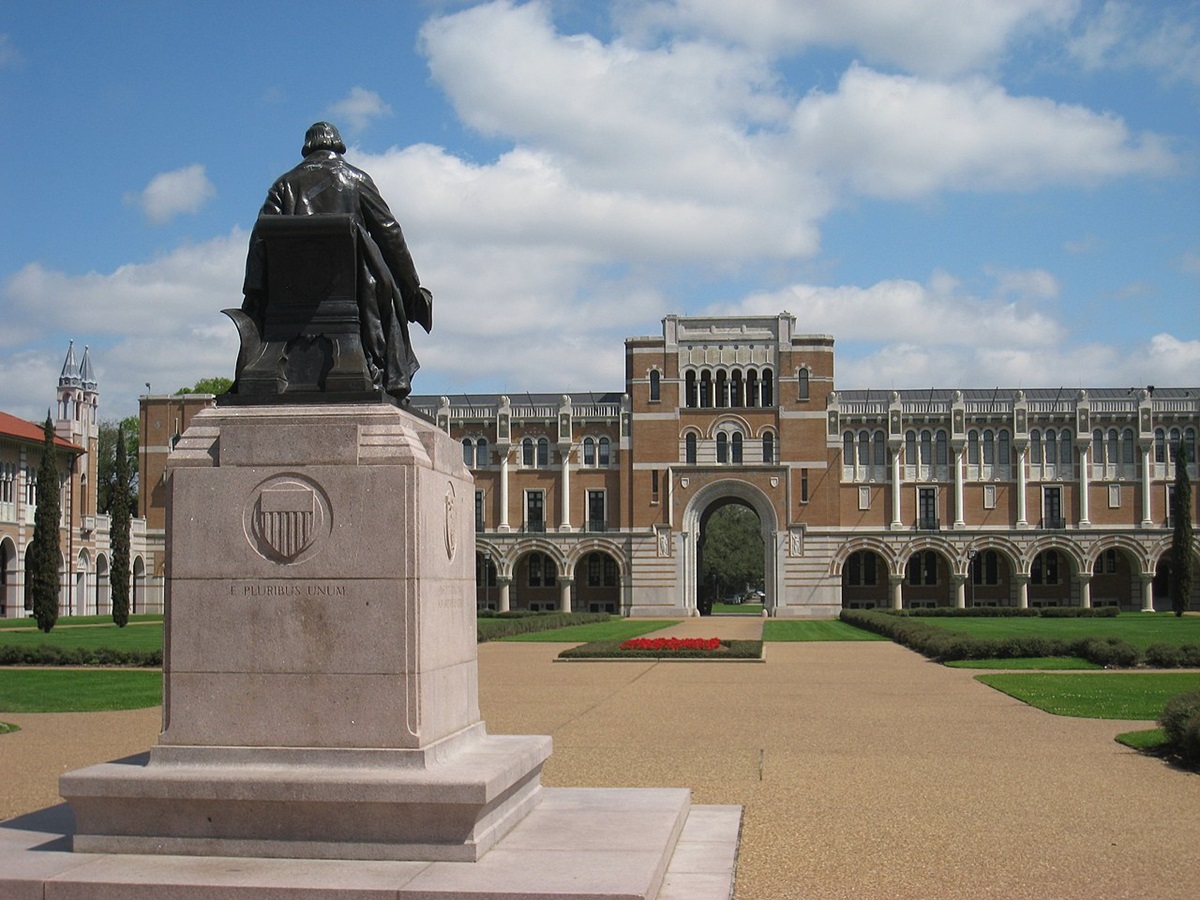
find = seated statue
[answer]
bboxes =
[226,122,432,402]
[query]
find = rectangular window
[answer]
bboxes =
[1043,486,1063,529]
[528,553,542,587]
[587,490,606,532]
[801,468,809,504]
[918,487,938,530]
[651,470,659,503]
[475,490,484,531]
[587,554,601,587]
[604,556,618,586]
[525,491,544,532]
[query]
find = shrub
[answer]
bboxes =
[476,612,609,642]
[0,644,160,667]
[1074,637,1140,668]
[1158,691,1200,766]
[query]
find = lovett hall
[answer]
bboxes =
[79,313,1200,619]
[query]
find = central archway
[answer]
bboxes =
[680,480,779,615]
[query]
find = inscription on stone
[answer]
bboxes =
[227,580,348,597]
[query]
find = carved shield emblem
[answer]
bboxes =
[444,482,458,561]
[245,475,331,564]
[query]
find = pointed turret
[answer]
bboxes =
[79,346,98,392]
[59,340,81,389]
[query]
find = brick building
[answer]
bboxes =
[0,344,158,618]
[139,313,1200,617]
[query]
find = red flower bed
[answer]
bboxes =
[619,637,722,652]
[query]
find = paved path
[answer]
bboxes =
[3,639,1198,898]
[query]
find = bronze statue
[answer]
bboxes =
[226,122,432,402]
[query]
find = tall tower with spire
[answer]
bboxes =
[56,341,100,523]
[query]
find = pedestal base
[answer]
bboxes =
[0,789,741,900]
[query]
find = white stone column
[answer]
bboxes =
[890,447,903,529]
[558,577,573,614]
[559,446,572,531]
[1140,573,1155,612]
[1078,444,1091,527]
[1016,575,1029,610]
[1016,446,1028,527]
[498,451,511,532]
[1140,445,1154,527]
[890,574,904,610]
[1078,573,1092,609]
[497,577,511,613]
[953,574,967,609]
[953,447,965,528]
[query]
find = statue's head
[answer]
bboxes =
[302,122,346,157]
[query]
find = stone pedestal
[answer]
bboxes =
[60,404,550,862]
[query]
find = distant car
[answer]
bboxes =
[746,590,764,602]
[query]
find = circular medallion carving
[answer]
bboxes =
[243,473,332,565]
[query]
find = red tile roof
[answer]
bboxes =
[0,411,84,453]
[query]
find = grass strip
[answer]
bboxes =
[0,614,162,631]
[710,603,763,616]
[500,619,670,643]
[0,622,163,654]
[764,620,888,642]
[0,722,19,735]
[908,613,1200,650]
[946,657,1100,670]
[0,669,162,712]
[976,672,1200,719]
[1115,727,1168,751]
[558,639,762,660]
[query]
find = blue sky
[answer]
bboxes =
[1,0,1197,421]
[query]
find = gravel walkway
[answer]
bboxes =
[3,622,1198,898]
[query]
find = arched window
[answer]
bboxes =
[762,369,774,406]
[982,430,995,466]
[462,438,474,467]
[1186,427,1198,465]
[997,429,1009,468]
[858,430,871,467]
[686,432,697,464]
[583,437,595,466]
[1030,429,1042,464]
[1169,427,1182,462]
[746,370,759,408]
[716,432,728,464]
[649,369,660,401]
[522,437,534,467]
[699,370,713,408]
[1092,429,1104,464]
[685,371,697,408]
[762,431,775,463]
[536,437,549,467]
[1122,428,1135,465]
[730,369,744,407]
[797,368,810,401]
[968,430,980,465]
[920,430,932,466]
[843,431,855,463]
[731,432,743,464]
[598,436,611,466]
[905,430,917,466]
[475,437,488,467]
[935,430,948,467]
[716,370,729,408]
[1046,429,1058,466]
[1059,429,1073,466]
[1154,427,1166,463]
[873,430,887,467]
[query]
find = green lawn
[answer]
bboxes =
[0,669,162,712]
[710,602,764,616]
[0,614,162,631]
[976,672,1200,719]
[498,619,670,643]
[0,619,163,654]
[911,613,1200,650]
[763,620,889,642]
[946,657,1101,670]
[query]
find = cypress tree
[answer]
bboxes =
[1170,441,1194,617]
[110,423,131,627]
[29,415,62,633]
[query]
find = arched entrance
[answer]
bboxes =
[132,556,146,614]
[475,550,499,612]
[680,480,779,616]
[0,537,15,618]
[95,554,110,616]
[841,549,887,609]
[573,549,621,614]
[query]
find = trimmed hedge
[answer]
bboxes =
[887,606,1120,618]
[477,612,610,642]
[1157,691,1200,767]
[558,639,763,660]
[0,644,162,667]
[840,609,1145,667]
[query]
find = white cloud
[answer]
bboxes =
[129,164,216,224]
[789,64,1175,198]
[625,0,1080,76]
[1070,1,1200,85]
[327,86,393,132]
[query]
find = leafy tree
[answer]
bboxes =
[1170,441,1194,617]
[29,415,62,633]
[97,416,139,514]
[177,376,233,396]
[700,504,764,603]
[110,423,132,627]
